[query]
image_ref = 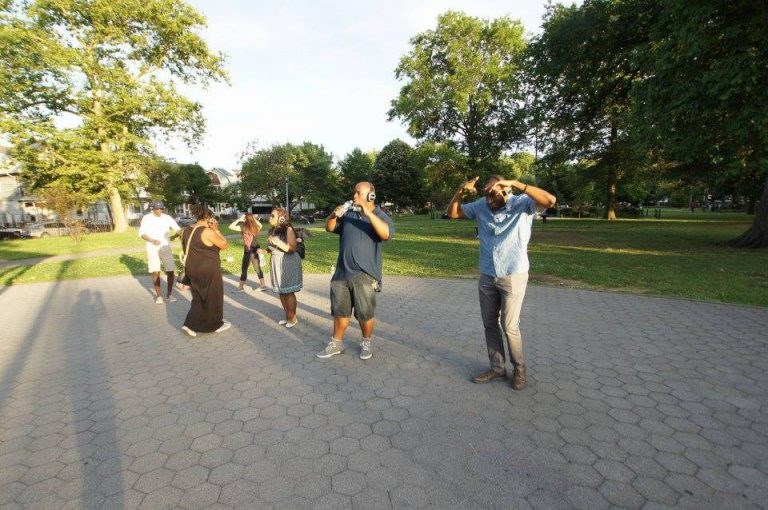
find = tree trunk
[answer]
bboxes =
[93,91,129,232]
[605,175,617,221]
[747,197,756,215]
[604,125,618,221]
[108,186,129,232]
[728,173,768,248]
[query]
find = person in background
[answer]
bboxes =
[316,182,393,361]
[179,205,230,337]
[229,212,268,292]
[138,199,181,304]
[447,175,556,390]
[266,208,303,328]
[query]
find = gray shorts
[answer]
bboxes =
[330,273,378,322]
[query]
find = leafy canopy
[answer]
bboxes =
[0,0,228,229]
[239,142,339,211]
[389,11,528,169]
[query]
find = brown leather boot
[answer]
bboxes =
[471,369,506,384]
[511,364,527,390]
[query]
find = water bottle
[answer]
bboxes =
[258,252,266,267]
[338,201,353,217]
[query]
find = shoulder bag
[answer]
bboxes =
[179,225,202,285]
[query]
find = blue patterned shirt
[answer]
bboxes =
[461,195,536,277]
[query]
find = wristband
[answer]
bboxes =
[523,184,528,193]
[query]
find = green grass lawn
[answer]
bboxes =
[0,229,143,260]
[2,213,766,306]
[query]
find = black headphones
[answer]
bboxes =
[278,215,286,224]
[367,191,376,202]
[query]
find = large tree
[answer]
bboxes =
[293,142,339,211]
[388,11,528,171]
[633,0,768,247]
[338,148,375,192]
[0,0,227,231]
[145,160,219,209]
[239,142,339,211]
[372,139,425,209]
[411,141,467,208]
[527,0,653,220]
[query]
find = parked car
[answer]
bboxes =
[24,221,87,238]
[0,226,27,240]
[175,216,195,227]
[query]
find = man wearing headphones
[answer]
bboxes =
[447,175,556,390]
[317,182,394,360]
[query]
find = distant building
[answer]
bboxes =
[0,145,25,225]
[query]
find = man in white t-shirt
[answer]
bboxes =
[139,200,181,304]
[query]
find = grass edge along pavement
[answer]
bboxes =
[0,213,766,307]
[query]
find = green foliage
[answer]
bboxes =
[411,141,467,208]
[535,159,598,209]
[239,142,340,211]
[389,11,528,170]
[500,151,535,182]
[373,139,425,208]
[37,185,90,240]
[527,0,654,219]
[528,0,767,241]
[144,160,219,208]
[293,142,340,210]
[0,0,228,229]
[218,183,252,213]
[634,1,768,169]
[338,148,375,192]
[631,0,768,245]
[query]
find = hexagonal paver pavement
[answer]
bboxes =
[1,274,767,508]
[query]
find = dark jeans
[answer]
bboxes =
[240,245,264,282]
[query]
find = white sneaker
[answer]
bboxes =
[278,319,288,325]
[285,320,298,329]
[232,287,246,293]
[215,321,231,333]
[255,286,268,292]
[181,326,197,337]
[154,296,164,304]
[166,295,177,303]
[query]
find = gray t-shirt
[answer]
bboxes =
[331,207,394,283]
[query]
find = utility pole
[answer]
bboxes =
[284,177,289,213]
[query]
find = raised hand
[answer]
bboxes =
[461,176,480,194]
[484,179,509,194]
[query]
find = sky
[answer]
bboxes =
[159,0,555,170]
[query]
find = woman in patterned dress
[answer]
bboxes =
[266,208,303,327]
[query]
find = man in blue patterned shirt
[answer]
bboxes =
[447,175,556,390]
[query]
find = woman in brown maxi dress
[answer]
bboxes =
[180,207,230,337]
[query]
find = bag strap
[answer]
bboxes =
[182,225,202,269]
